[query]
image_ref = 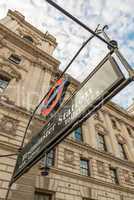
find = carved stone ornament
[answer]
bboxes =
[93,111,103,122]
[95,123,108,135]
[97,160,106,175]
[0,115,19,135]
[64,149,74,164]
[116,134,126,144]
[0,62,21,80]
[123,169,131,182]
[17,27,41,45]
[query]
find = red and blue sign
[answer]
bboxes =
[41,78,70,117]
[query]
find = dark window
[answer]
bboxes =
[72,127,83,142]
[127,127,132,137]
[97,132,107,151]
[0,74,10,92]
[83,198,92,200]
[34,192,52,200]
[8,54,21,64]
[46,149,55,167]
[111,119,117,129]
[23,35,33,43]
[109,167,118,184]
[118,143,127,160]
[80,159,89,176]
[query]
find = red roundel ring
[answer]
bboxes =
[41,79,69,117]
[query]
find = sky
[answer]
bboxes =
[0,0,134,110]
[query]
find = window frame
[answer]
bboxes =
[46,149,55,168]
[127,127,133,137]
[111,119,118,129]
[34,191,52,200]
[118,142,127,160]
[8,54,21,65]
[109,167,119,184]
[23,35,34,43]
[72,126,83,142]
[0,74,10,93]
[97,132,107,152]
[80,158,90,176]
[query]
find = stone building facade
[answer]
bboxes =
[0,10,134,200]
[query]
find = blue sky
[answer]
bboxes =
[0,0,134,109]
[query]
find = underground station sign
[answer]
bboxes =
[12,54,126,183]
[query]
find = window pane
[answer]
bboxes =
[80,159,89,176]
[8,54,21,64]
[111,119,117,129]
[97,133,107,151]
[0,75,10,92]
[118,143,127,160]
[45,150,55,167]
[110,168,118,184]
[23,35,33,43]
[72,127,83,142]
[35,192,52,200]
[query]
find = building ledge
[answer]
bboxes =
[64,138,134,169]
[0,23,60,69]
[51,167,134,194]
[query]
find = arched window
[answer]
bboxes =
[118,142,127,160]
[72,127,83,142]
[23,35,34,44]
[8,54,21,65]
[0,74,10,93]
[97,132,107,152]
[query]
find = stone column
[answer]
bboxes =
[86,117,98,148]
[121,123,134,161]
[41,68,52,94]
[82,121,90,145]
[104,112,119,157]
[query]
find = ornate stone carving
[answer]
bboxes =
[0,115,19,135]
[123,169,131,182]
[0,61,21,80]
[97,160,106,175]
[93,111,103,122]
[110,116,121,131]
[95,123,108,135]
[116,134,126,144]
[17,27,41,45]
[64,149,74,164]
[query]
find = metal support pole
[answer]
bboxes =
[101,25,134,77]
[45,0,114,49]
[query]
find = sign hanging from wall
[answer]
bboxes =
[41,79,70,118]
[12,54,126,183]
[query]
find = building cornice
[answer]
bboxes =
[7,10,57,46]
[51,168,134,194]
[0,96,45,122]
[0,141,19,153]
[105,102,134,121]
[64,139,134,170]
[0,24,60,69]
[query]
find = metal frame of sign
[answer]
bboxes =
[11,52,128,183]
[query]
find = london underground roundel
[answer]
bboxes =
[41,79,70,117]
